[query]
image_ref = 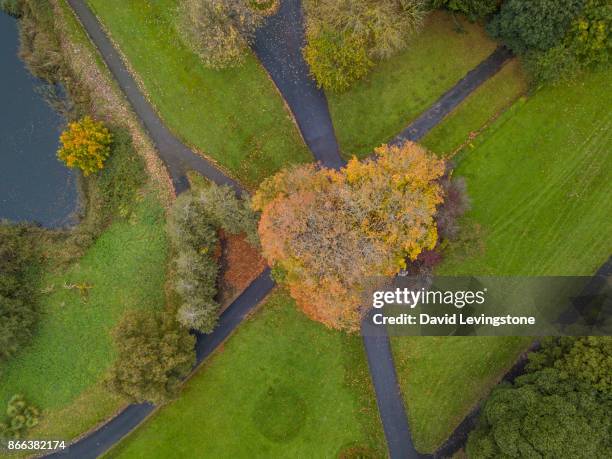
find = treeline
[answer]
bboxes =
[173,0,609,92]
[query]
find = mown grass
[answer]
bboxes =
[392,69,612,453]
[0,193,168,442]
[421,59,528,156]
[439,69,612,276]
[86,0,312,188]
[106,291,386,458]
[328,11,498,157]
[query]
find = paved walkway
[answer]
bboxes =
[47,269,274,459]
[252,0,344,170]
[391,46,512,145]
[66,0,242,195]
[362,308,432,459]
[49,2,515,459]
[47,3,274,458]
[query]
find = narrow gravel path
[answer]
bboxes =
[391,46,512,145]
[252,0,344,170]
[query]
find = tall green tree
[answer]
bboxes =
[107,310,195,404]
[487,0,585,54]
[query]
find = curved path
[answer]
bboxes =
[66,0,242,195]
[47,2,514,458]
[48,2,273,458]
[252,0,344,169]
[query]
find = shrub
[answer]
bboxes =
[178,0,268,69]
[57,116,112,176]
[435,175,470,240]
[0,395,40,442]
[431,0,498,21]
[487,0,584,54]
[0,224,39,366]
[168,193,220,333]
[304,30,373,92]
[168,184,259,332]
[253,142,446,331]
[93,128,147,219]
[304,0,426,91]
[107,310,195,404]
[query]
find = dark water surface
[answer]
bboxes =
[0,12,78,228]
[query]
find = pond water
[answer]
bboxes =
[0,12,78,228]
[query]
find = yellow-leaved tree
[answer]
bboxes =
[253,141,446,331]
[57,116,112,176]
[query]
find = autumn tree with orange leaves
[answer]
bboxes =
[252,142,446,331]
[57,116,112,176]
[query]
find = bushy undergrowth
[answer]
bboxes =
[0,0,21,16]
[17,0,91,118]
[0,224,41,369]
[0,394,40,443]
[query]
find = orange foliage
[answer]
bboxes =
[57,116,112,176]
[217,231,266,308]
[253,141,446,331]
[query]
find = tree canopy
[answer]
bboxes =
[253,142,445,331]
[303,0,426,91]
[467,337,612,458]
[107,310,195,404]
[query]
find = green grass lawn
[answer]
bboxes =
[86,0,311,188]
[328,11,498,158]
[0,194,168,444]
[392,69,612,453]
[106,291,386,458]
[421,59,527,156]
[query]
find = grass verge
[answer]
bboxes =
[86,0,312,187]
[105,291,386,458]
[327,11,498,157]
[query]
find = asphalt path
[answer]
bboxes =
[45,2,515,458]
[252,0,345,170]
[46,269,274,459]
[65,0,243,195]
[391,46,512,145]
